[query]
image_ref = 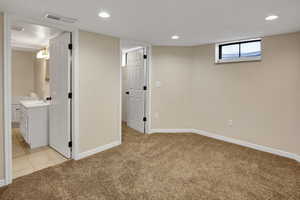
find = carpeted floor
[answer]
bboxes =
[0,125,299,200]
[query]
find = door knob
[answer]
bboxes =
[46,96,52,101]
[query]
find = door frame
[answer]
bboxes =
[2,13,80,185]
[120,40,152,135]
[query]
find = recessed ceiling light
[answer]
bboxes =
[172,35,180,40]
[265,15,279,21]
[98,11,111,19]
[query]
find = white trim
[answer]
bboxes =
[122,46,144,53]
[76,141,121,160]
[192,129,300,162]
[3,13,80,185]
[3,13,13,185]
[119,40,123,146]
[149,129,195,134]
[150,129,300,162]
[71,29,80,160]
[0,179,5,187]
[215,56,261,64]
[145,45,152,134]
[120,40,152,134]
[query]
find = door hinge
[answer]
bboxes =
[68,43,73,50]
[143,86,147,90]
[143,54,147,59]
[68,141,72,148]
[68,92,72,99]
[143,117,147,122]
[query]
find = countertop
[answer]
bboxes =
[20,100,50,108]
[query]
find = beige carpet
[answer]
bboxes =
[1,125,299,200]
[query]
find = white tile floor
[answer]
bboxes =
[12,128,68,179]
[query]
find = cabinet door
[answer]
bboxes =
[12,104,21,122]
[20,107,27,140]
[12,105,16,122]
[19,108,24,132]
[15,105,21,122]
[25,115,29,144]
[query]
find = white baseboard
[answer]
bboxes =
[75,141,121,160]
[0,179,5,187]
[149,129,195,134]
[150,128,300,162]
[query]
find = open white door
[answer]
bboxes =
[49,32,72,158]
[126,48,147,133]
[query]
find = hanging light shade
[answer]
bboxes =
[36,48,50,59]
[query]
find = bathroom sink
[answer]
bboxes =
[20,100,50,108]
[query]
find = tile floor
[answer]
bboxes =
[12,128,68,179]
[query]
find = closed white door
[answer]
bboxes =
[126,48,147,133]
[49,32,71,158]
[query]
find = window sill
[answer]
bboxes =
[215,56,262,64]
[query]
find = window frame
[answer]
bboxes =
[215,38,262,64]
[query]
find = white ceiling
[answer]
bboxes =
[11,20,62,51]
[1,0,300,46]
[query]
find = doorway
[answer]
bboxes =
[121,40,151,134]
[10,19,72,179]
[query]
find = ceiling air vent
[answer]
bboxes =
[11,25,25,32]
[45,13,78,23]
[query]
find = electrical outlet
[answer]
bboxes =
[154,112,159,119]
[228,120,233,126]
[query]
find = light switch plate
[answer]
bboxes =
[155,81,161,88]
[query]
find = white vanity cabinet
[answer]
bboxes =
[12,104,21,122]
[19,101,49,149]
[19,105,28,143]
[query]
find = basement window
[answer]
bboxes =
[215,39,262,63]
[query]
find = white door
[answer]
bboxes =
[126,48,147,133]
[122,67,128,122]
[49,32,71,158]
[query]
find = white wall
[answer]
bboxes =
[11,50,35,98]
[79,31,121,153]
[191,32,300,155]
[151,46,194,129]
[34,58,49,99]
[151,32,300,156]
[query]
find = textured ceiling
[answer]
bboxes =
[1,0,300,46]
